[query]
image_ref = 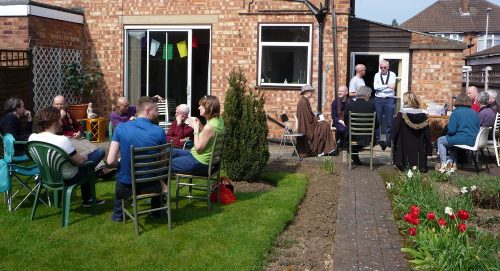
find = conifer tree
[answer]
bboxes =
[223,68,269,181]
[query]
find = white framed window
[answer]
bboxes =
[258,24,312,87]
[478,34,500,51]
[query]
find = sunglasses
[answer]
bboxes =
[380,66,388,69]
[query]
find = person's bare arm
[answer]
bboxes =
[106,141,120,168]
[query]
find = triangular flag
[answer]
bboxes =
[192,34,198,49]
[167,44,173,60]
[162,45,166,60]
[177,41,187,58]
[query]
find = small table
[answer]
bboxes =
[85,117,106,143]
[428,115,449,141]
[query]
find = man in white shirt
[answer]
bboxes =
[29,106,105,207]
[373,59,397,150]
[349,64,366,93]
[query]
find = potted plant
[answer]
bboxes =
[63,61,102,120]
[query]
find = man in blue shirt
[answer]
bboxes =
[106,97,167,222]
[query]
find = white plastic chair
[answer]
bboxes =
[486,112,500,167]
[454,127,491,173]
[157,102,170,130]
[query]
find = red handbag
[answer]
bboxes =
[210,177,236,205]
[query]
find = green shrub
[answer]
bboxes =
[322,157,336,175]
[222,68,269,181]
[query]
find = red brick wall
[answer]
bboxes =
[30,0,350,138]
[30,16,84,49]
[410,34,464,109]
[0,17,29,49]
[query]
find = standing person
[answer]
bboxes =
[391,92,432,172]
[435,93,480,170]
[106,97,167,222]
[344,86,378,165]
[166,104,194,148]
[0,97,33,156]
[296,84,337,157]
[171,95,225,175]
[29,106,105,207]
[467,86,480,112]
[349,64,366,93]
[331,85,349,149]
[373,59,397,150]
[109,97,136,127]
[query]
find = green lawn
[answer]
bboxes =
[0,172,307,271]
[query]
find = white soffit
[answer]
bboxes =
[0,4,83,24]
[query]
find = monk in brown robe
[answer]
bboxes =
[296,85,337,158]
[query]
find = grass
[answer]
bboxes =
[0,171,307,271]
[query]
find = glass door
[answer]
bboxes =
[126,27,211,118]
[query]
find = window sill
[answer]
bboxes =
[254,85,302,91]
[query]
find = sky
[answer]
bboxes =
[356,0,500,25]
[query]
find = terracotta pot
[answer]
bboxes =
[68,104,88,121]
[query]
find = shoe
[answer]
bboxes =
[111,215,123,222]
[101,169,117,180]
[95,168,104,178]
[434,163,447,171]
[327,150,339,156]
[352,156,363,166]
[82,199,106,208]
[379,141,387,151]
[317,152,325,157]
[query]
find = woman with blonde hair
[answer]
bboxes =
[391,92,432,172]
[171,95,225,175]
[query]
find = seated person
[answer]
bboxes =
[106,97,167,222]
[391,92,432,172]
[171,95,225,176]
[109,97,136,127]
[52,95,115,179]
[344,86,379,165]
[296,85,336,158]
[478,91,496,139]
[166,104,194,148]
[436,93,479,170]
[486,89,498,113]
[331,85,348,149]
[29,106,105,207]
[0,97,33,156]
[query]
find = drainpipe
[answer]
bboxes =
[331,0,339,106]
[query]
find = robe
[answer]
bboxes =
[296,96,336,158]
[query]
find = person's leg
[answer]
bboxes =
[384,98,395,147]
[87,147,105,165]
[436,136,449,164]
[171,153,208,175]
[374,97,383,143]
[172,149,191,158]
[112,181,131,221]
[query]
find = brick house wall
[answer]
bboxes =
[0,17,29,49]
[30,0,350,139]
[30,16,84,49]
[410,33,465,108]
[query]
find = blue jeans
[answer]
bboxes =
[171,149,209,176]
[65,147,105,201]
[374,97,395,146]
[437,136,456,164]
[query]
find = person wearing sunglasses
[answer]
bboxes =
[373,59,397,151]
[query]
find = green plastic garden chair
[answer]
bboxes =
[122,141,174,235]
[26,141,98,227]
[175,132,225,210]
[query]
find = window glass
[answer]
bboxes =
[259,24,311,86]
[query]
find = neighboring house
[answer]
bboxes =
[465,44,500,88]
[0,0,468,139]
[401,0,500,56]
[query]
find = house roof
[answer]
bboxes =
[401,0,500,33]
[0,0,83,15]
[467,44,500,58]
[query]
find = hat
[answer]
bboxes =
[300,84,315,95]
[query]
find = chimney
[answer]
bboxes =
[462,0,470,14]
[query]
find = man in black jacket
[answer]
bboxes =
[344,86,379,165]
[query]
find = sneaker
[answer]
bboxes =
[82,199,106,208]
[434,163,448,171]
[379,141,387,151]
[111,215,123,222]
[317,152,325,157]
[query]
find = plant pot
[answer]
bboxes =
[68,103,88,121]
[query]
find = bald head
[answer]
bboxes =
[116,97,130,114]
[338,85,348,98]
[52,95,66,110]
[467,86,478,101]
[355,64,366,77]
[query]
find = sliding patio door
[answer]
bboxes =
[125,27,210,118]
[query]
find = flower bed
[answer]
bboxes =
[385,167,499,270]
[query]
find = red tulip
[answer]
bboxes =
[458,210,470,221]
[408,227,417,236]
[449,213,456,220]
[457,223,467,232]
[410,205,420,215]
[438,218,447,227]
[404,213,419,225]
[427,212,436,220]
[404,213,413,224]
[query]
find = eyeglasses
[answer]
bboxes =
[380,66,388,69]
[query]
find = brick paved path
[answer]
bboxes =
[333,162,409,270]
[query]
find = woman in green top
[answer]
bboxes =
[171,95,225,175]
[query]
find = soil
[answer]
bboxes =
[232,160,339,271]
